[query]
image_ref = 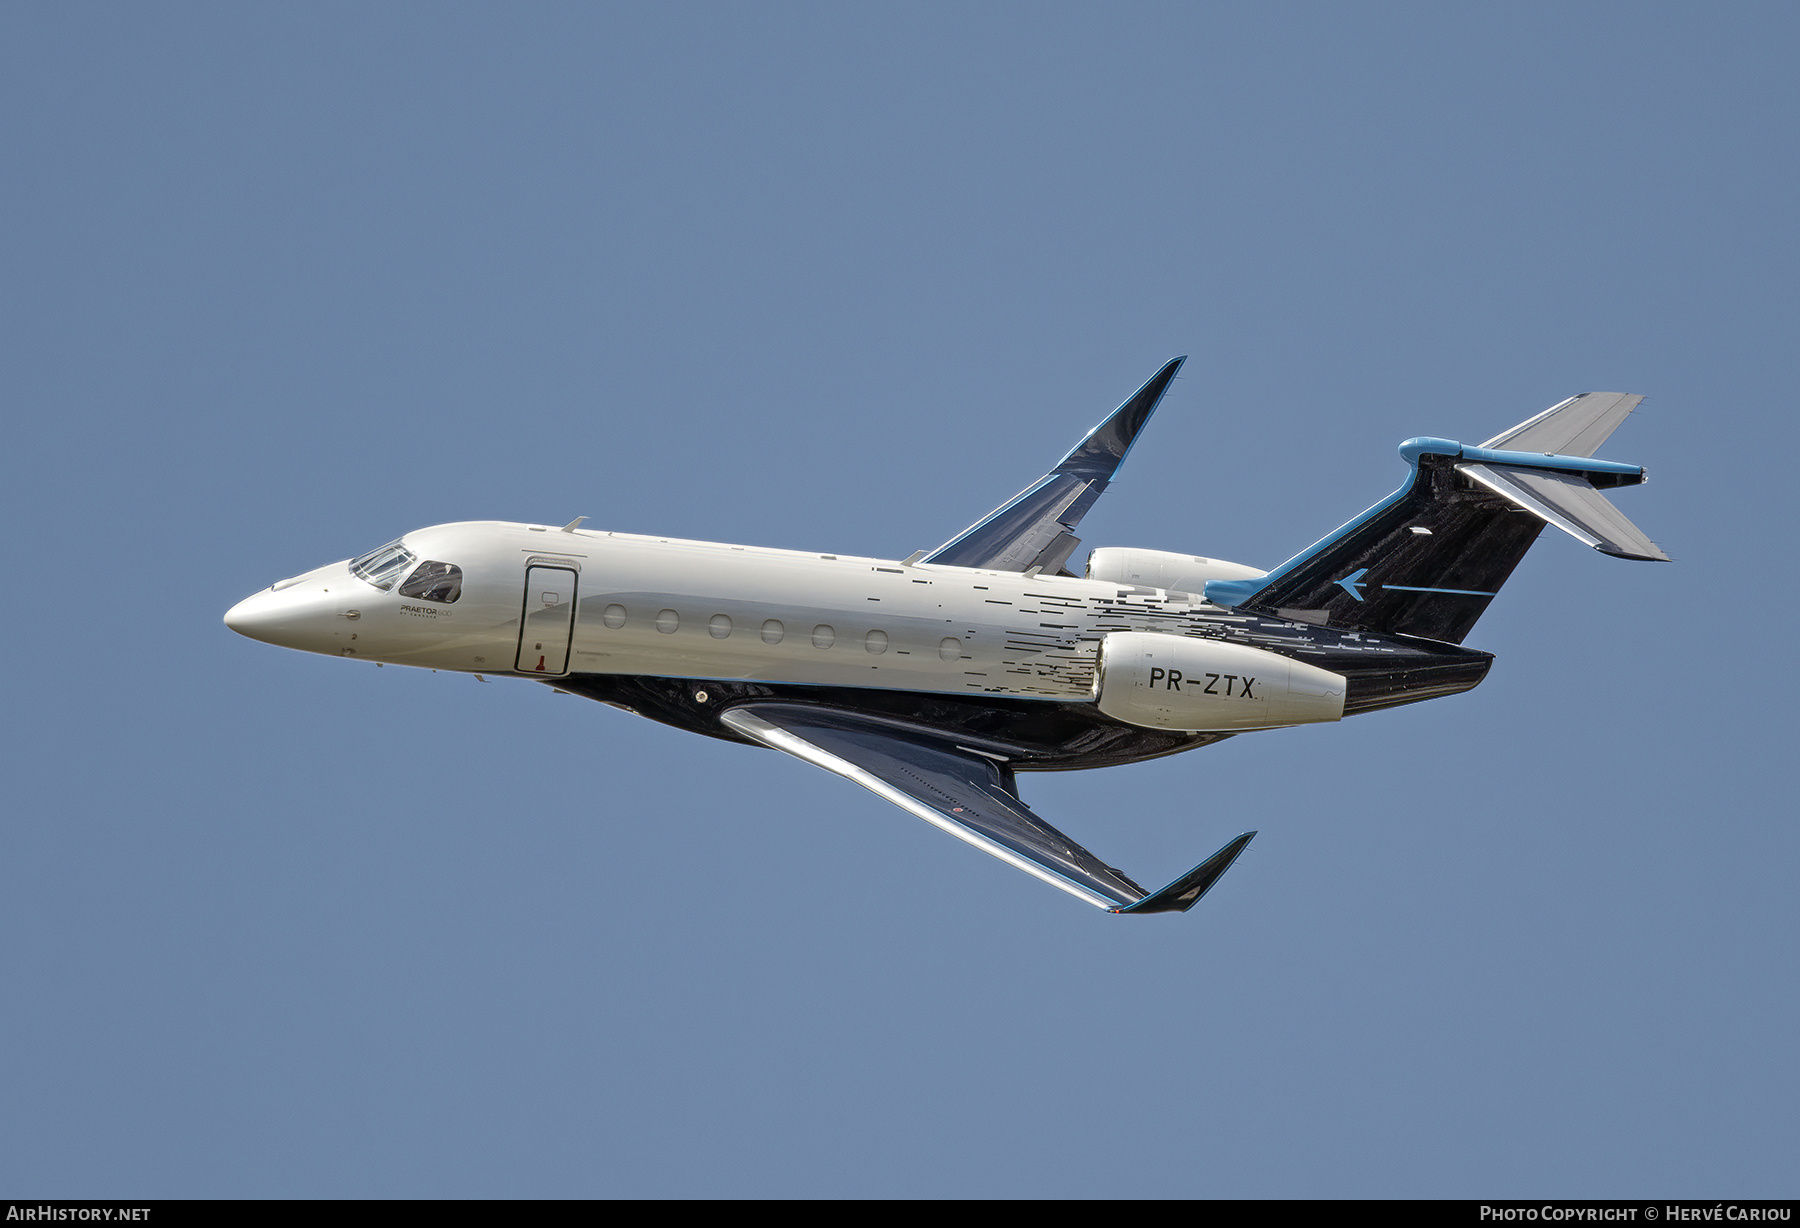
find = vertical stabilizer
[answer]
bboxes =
[1203,395,1665,643]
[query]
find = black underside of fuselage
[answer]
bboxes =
[547,628,1494,771]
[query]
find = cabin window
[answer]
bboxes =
[708,614,732,639]
[602,604,627,629]
[939,637,961,661]
[656,609,680,634]
[349,541,417,592]
[864,630,888,654]
[397,561,462,604]
[811,624,835,649]
[761,619,784,644]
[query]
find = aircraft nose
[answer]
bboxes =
[224,590,289,644]
[224,587,345,652]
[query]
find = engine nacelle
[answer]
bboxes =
[1095,632,1347,732]
[1086,547,1264,595]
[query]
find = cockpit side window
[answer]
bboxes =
[398,561,463,604]
[349,541,418,591]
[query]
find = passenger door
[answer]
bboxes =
[516,565,578,675]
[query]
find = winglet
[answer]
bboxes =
[1109,831,1256,914]
[1050,355,1185,479]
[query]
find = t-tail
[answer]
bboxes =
[1203,392,1668,644]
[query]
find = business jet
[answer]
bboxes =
[225,359,1665,914]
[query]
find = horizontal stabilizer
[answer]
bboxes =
[1460,462,1670,561]
[1480,392,1642,458]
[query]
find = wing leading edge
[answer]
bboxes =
[921,357,1184,573]
[721,703,1254,913]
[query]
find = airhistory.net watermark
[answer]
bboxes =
[6,1210,151,1222]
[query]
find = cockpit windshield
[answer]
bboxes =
[349,540,418,591]
[398,560,463,604]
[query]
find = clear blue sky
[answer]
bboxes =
[3,1,1795,1198]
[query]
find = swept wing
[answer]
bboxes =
[921,357,1184,574]
[721,702,1253,913]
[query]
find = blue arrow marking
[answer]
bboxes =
[1336,569,1496,601]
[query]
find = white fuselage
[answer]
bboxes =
[225,520,1274,704]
